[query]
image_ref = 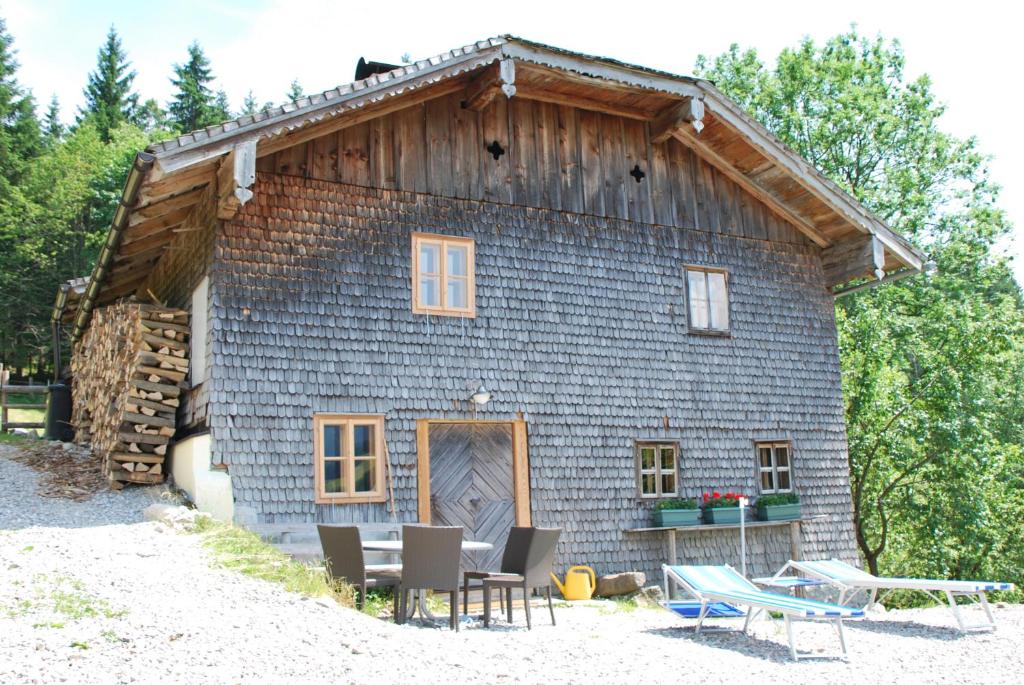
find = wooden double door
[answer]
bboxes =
[418,420,530,570]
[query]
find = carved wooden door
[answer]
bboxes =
[429,423,514,570]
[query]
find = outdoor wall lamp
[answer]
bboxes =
[470,385,492,406]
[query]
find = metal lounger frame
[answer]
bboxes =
[661,564,854,662]
[775,560,1001,633]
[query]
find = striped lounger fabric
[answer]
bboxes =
[662,565,864,661]
[780,559,1015,632]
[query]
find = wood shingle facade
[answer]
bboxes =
[66,37,925,581]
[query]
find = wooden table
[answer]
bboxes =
[361,539,494,620]
[361,540,493,553]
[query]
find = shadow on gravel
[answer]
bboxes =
[846,619,965,640]
[643,626,835,664]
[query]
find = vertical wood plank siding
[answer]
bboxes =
[256,92,806,245]
[208,167,858,580]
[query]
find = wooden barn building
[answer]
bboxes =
[62,36,924,579]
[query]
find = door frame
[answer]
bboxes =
[416,418,531,526]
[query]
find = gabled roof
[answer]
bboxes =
[69,35,925,340]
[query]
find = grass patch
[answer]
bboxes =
[362,589,393,618]
[190,517,355,608]
[5,574,125,627]
[0,432,34,445]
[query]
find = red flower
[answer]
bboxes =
[713,492,721,499]
[703,493,710,502]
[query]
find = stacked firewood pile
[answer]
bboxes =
[70,301,189,489]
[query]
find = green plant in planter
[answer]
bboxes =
[655,497,698,511]
[701,492,747,524]
[756,492,802,521]
[652,497,700,527]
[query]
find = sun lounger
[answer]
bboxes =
[662,564,864,661]
[777,558,1015,632]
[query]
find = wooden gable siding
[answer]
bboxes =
[210,173,858,580]
[254,92,808,247]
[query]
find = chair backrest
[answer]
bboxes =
[670,565,756,595]
[500,526,534,574]
[522,527,561,585]
[797,559,878,582]
[317,525,366,586]
[401,524,463,591]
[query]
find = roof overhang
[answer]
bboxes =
[70,35,925,340]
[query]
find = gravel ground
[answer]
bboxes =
[2,443,1022,684]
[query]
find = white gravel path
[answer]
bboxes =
[2,443,1022,684]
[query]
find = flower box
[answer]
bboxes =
[653,509,702,527]
[757,503,802,521]
[702,506,746,524]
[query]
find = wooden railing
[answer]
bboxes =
[1,365,47,432]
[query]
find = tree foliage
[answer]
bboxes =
[168,42,229,133]
[697,31,1023,595]
[80,26,138,142]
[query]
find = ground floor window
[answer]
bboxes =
[313,414,386,504]
[756,441,793,494]
[637,442,678,498]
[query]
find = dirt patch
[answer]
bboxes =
[6,442,107,501]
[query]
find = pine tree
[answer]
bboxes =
[43,95,62,142]
[287,79,303,101]
[0,17,41,188]
[134,98,169,133]
[168,42,225,132]
[212,89,231,122]
[80,26,138,142]
[241,90,258,115]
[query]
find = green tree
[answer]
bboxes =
[168,42,228,132]
[286,78,303,101]
[80,26,138,142]
[43,95,63,143]
[0,16,41,190]
[134,97,170,133]
[0,122,150,369]
[240,90,273,115]
[697,31,1023,592]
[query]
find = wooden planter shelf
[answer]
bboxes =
[624,514,828,565]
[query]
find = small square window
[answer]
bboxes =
[412,233,475,317]
[637,442,679,498]
[314,415,387,504]
[756,441,794,495]
[685,266,729,333]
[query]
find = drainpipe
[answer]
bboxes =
[71,151,155,342]
[50,283,71,381]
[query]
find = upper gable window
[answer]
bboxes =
[412,233,475,317]
[685,266,729,333]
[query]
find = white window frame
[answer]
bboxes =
[313,414,387,505]
[684,266,730,334]
[190,275,208,385]
[756,442,793,494]
[636,442,679,499]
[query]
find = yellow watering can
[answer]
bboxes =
[550,565,597,600]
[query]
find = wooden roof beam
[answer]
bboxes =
[217,140,257,220]
[822,234,886,288]
[671,127,831,248]
[129,187,205,223]
[650,97,706,143]
[462,58,516,111]
[513,85,654,121]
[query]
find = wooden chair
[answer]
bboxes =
[317,525,401,615]
[396,525,464,631]
[482,527,561,629]
[463,526,533,615]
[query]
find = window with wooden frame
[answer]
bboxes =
[411,233,475,317]
[756,442,793,494]
[636,442,679,498]
[313,415,386,504]
[685,266,730,333]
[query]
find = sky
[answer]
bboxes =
[4,0,1021,282]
